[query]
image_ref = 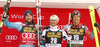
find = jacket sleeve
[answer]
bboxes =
[85,26,94,39]
[4,16,23,31]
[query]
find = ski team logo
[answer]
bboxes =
[22,33,36,39]
[5,35,18,40]
[27,13,31,15]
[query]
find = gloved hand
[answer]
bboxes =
[2,5,10,21]
[36,24,42,31]
[94,22,99,28]
[3,5,10,13]
[66,26,71,34]
[36,24,39,29]
[44,26,50,29]
[67,35,72,41]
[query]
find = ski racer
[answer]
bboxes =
[4,9,38,47]
[42,15,69,47]
[64,10,99,47]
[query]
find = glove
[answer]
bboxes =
[67,35,72,41]
[36,24,39,29]
[2,5,10,21]
[66,26,71,34]
[3,5,10,12]
[44,26,50,29]
[94,22,99,28]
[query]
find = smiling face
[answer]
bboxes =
[50,19,58,27]
[25,13,33,23]
[73,15,80,25]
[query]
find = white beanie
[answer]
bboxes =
[50,15,59,23]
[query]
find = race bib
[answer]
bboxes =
[45,44,61,47]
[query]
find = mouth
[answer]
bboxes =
[75,19,79,20]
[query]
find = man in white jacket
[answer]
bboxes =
[42,15,69,47]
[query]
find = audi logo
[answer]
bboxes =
[5,35,18,40]
[22,33,36,39]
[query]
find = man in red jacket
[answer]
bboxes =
[64,10,99,47]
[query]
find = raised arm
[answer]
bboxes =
[85,26,94,39]
[4,16,23,31]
